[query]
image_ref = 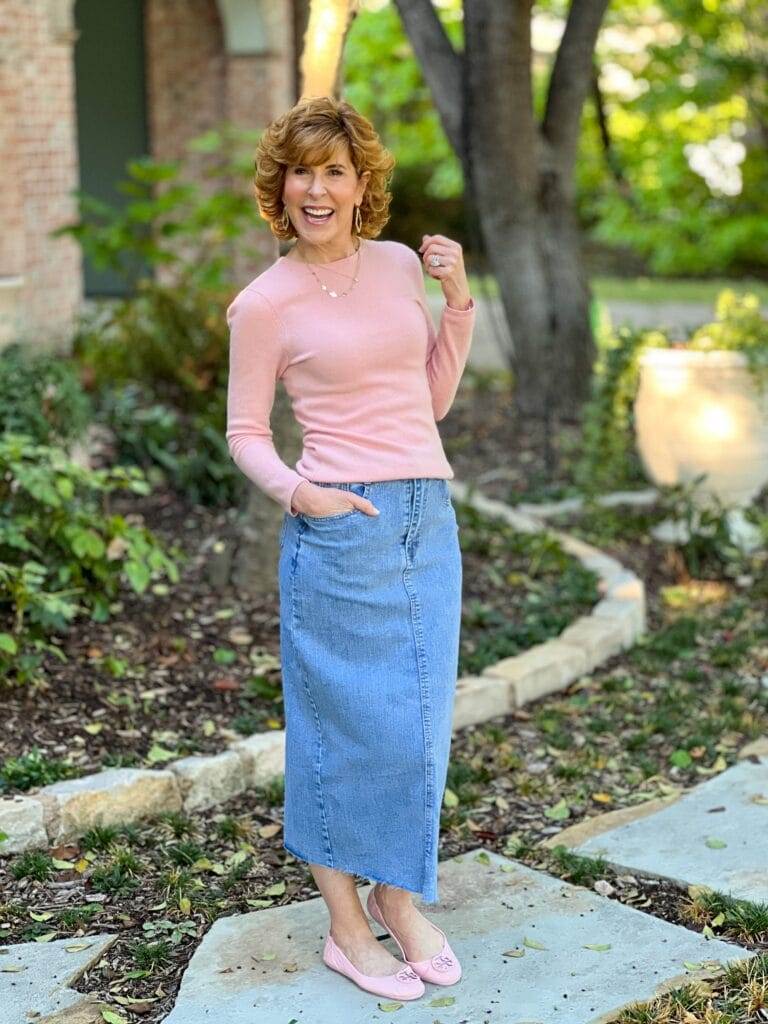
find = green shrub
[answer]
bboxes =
[53,126,263,293]
[52,130,269,509]
[0,433,182,687]
[0,342,92,446]
[93,381,239,508]
[0,748,77,793]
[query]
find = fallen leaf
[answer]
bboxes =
[683,961,703,971]
[258,823,281,839]
[705,837,727,849]
[429,995,456,1007]
[523,936,547,950]
[145,743,177,764]
[592,793,612,804]
[33,932,57,943]
[261,881,286,897]
[377,1002,403,1012]
[212,676,240,692]
[283,962,298,972]
[65,943,93,953]
[544,798,570,821]
[502,948,525,958]
[101,1011,128,1024]
[0,965,26,972]
[583,943,611,952]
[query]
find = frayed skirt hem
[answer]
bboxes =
[283,839,439,905]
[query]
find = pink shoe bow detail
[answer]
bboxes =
[432,953,456,971]
[397,966,420,982]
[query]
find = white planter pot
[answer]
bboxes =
[634,348,768,509]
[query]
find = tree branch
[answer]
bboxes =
[542,0,609,173]
[392,0,464,158]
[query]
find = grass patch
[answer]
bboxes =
[682,888,768,944]
[0,749,77,793]
[9,851,54,882]
[614,951,768,1023]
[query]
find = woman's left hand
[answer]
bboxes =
[418,234,473,311]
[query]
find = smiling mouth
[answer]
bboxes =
[302,207,335,224]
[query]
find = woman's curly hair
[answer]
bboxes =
[253,95,395,242]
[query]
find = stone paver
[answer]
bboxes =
[38,768,182,843]
[0,796,47,855]
[162,847,751,1024]
[0,933,116,1024]
[570,760,768,904]
[170,750,244,812]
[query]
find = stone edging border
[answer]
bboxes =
[0,481,648,855]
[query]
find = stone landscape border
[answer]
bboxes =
[0,481,647,855]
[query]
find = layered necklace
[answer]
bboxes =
[296,237,363,299]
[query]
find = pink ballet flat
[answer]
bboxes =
[367,886,462,986]
[322,932,425,1000]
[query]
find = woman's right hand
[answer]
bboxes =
[291,480,379,518]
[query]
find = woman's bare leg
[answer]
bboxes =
[372,882,445,961]
[308,863,405,976]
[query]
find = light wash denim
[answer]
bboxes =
[278,477,462,903]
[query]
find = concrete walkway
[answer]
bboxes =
[3,759,763,1023]
[161,848,750,1024]
[0,932,116,1024]
[568,757,768,905]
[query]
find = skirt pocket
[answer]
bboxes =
[301,481,372,521]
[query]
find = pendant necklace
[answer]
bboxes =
[297,238,362,299]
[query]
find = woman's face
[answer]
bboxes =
[282,142,370,251]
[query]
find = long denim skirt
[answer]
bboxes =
[277,476,462,904]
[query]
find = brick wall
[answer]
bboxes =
[145,0,295,287]
[0,0,295,349]
[0,0,82,350]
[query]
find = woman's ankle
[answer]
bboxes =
[330,920,375,945]
[374,882,414,912]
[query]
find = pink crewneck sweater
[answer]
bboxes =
[225,237,476,516]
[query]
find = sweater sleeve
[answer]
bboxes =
[225,287,309,517]
[406,247,476,422]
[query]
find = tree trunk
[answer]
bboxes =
[395,0,609,420]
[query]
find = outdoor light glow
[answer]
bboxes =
[698,403,737,441]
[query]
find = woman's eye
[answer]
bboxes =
[294,167,342,175]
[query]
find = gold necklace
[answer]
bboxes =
[297,238,363,298]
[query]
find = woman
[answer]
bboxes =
[225,95,475,1002]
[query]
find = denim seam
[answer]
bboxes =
[400,479,437,901]
[289,518,334,864]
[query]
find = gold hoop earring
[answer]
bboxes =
[354,205,362,234]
